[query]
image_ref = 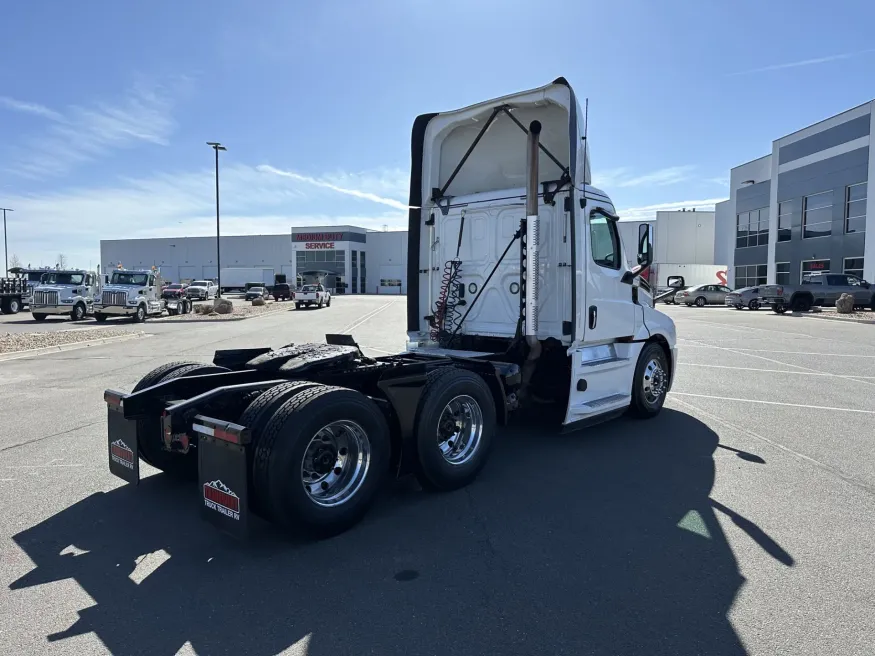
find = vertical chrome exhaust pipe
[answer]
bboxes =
[525,120,541,344]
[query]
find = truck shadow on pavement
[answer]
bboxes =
[9,409,792,656]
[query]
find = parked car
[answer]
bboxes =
[187,280,218,300]
[674,284,733,307]
[273,282,292,301]
[759,272,875,313]
[294,284,331,309]
[244,286,270,301]
[725,286,762,310]
[657,286,688,305]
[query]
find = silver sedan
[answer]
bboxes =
[674,284,733,307]
[725,287,762,310]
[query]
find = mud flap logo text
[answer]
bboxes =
[203,480,240,520]
[110,440,134,470]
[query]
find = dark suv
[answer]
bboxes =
[273,282,292,301]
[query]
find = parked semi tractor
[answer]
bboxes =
[101,79,677,539]
[95,267,166,322]
[30,270,100,321]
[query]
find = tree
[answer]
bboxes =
[57,253,68,269]
[8,253,21,270]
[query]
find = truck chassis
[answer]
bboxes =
[104,335,520,538]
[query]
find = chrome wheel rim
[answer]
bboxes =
[301,420,371,507]
[642,359,667,405]
[436,395,483,465]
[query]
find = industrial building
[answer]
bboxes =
[722,100,874,288]
[100,226,409,295]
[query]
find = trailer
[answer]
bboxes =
[220,267,274,293]
[102,78,677,539]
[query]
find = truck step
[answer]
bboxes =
[577,393,630,411]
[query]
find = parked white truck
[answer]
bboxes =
[219,268,274,293]
[30,270,100,322]
[95,268,165,323]
[100,78,677,539]
[294,283,331,309]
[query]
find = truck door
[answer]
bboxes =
[583,207,636,342]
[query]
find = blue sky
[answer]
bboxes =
[2,0,874,269]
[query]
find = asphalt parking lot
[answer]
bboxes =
[1,297,873,655]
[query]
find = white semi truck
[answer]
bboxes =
[30,270,100,321]
[95,268,166,322]
[101,78,677,539]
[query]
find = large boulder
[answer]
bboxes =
[836,293,855,314]
[213,298,234,315]
[251,297,266,307]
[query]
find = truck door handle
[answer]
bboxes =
[588,305,597,329]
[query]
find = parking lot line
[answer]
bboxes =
[683,362,875,380]
[682,315,868,345]
[679,344,875,358]
[670,392,875,415]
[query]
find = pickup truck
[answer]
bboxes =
[294,284,331,309]
[186,280,218,301]
[759,272,875,313]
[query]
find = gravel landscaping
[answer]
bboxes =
[0,328,141,354]
[150,300,292,322]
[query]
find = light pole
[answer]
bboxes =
[0,207,12,276]
[206,142,226,297]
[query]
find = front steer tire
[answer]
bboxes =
[413,367,496,493]
[627,342,670,419]
[132,362,230,479]
[253,385,391,537]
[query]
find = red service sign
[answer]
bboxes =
[305,242,335,250]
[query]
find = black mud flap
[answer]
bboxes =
[105,390,140,484]
[195,415,252,539]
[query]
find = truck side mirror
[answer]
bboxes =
[622,223,654,285]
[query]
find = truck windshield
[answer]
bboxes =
[41,272,85,285]
[27,272,45,282]
[301,285,317,292]
[111,272,149,286]
[192,281,210,286]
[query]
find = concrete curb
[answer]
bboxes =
[147,307,291,324]
[797,312,875,325]
[0,331,149,362]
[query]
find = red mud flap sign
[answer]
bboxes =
[105,390,140,484]
[194,415,251,539]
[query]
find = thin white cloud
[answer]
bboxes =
[258,165,412,210]
[2,163,408,269]
[593,165,695,189]
[616,197,728,222]
[4,82,178,179]
[729,48,875,76]
[0,96,65,122]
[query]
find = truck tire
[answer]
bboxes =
[132,304,146,323]
[694,296,706,307]
[133,363,230,479]
[627,342,669,419]
[295,302,302,310]
[773,303,788,314]
[95,313,108,322]
[318,297,324,309]
[791,295,812,312]
[326,296,331,307]
[238,381,321,516]
[748,300,760,310]
[253,385,391,537]
[6,297,21,314]
[412,367,496,492]
[71,303,86,321]
[32,313,47,322]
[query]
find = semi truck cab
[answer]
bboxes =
[31,270,100,322]
[406,77,676,428]
[95,268,165,323]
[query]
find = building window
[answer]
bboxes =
[802,191,832,239]
[735,264,767,288]
[845,182,867,234]
[777,200,794,242]
[844,257,864,279]
[360,251,366,294]
[776,262,790,285]
[801,259,830,282]
[736,208,768,248]
[380,278,402,287]
[351,250,358,293]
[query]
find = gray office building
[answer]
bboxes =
[719,100,875,288]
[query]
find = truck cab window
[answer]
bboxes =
[589,215,621,270]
